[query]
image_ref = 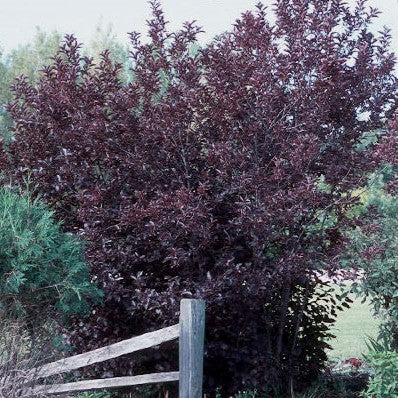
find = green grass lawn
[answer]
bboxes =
[327,293,380,360]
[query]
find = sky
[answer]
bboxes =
[0,0,397,54]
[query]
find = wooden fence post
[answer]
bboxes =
[179,299,205,398]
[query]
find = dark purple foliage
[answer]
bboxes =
[376,111,398,164]
[2,0,397,393]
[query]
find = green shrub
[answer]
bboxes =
[344,169,398,346]
[0,186,101,324]
[363,350,398,398]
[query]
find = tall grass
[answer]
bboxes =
[0,317,58,398]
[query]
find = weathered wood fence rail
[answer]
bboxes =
[30,299,205,398]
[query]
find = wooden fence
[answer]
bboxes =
[29,299,205,398]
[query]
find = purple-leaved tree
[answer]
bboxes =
[2,0,397,393]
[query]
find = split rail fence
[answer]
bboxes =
[30,299,205,398]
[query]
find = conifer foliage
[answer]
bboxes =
[2,0,397,393]
[0,187,101,323]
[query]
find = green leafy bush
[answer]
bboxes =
[345,169,398,346]
[363,350,398,398]
[0,187,101,323]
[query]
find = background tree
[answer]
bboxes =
[0,27,61,104]
[86,21,132,83]
[2,0,397,394]
[0,28,61,142]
